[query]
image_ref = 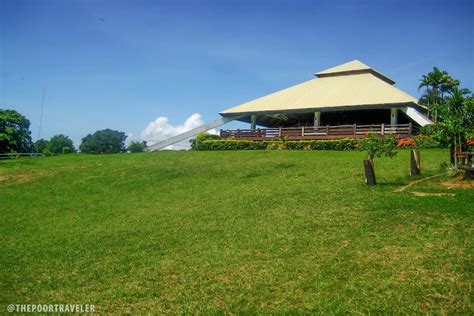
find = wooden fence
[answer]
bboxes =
[220,123,414,141]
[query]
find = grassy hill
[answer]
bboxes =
[0,149,472,313]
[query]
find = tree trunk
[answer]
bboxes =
[450,144,455,165]
[363,159,376,185]
[410,149,420,176]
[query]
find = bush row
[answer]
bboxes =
[197,138,442,151]
[197,139,359,151]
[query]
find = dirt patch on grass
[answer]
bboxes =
[0,173,35,184]
[441,177,474,189]
[0,164,86,185]
[412,191,456,197]
[394,175,441,192]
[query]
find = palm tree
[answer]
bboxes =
[418,67,459,122]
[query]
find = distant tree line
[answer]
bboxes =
[1,109,146,154]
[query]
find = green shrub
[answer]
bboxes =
[357,134,398,161]
[128,141,147,153]
[286,139,358,150]
[197,139,358,151]
[199,140,268,150]
[191,132,221,150]
[420,123,449,147]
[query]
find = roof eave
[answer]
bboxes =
[220,102,419,117]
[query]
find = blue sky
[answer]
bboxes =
[1,0,473,146]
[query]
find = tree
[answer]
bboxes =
[435,88,474,164]
[79,129,126,154]
[418,67,459,122]
[418,68,473,165]
[0,109,34,153]
[357,134,398,185]
[34,138,49,153]
[46,134,76,154]
[128,141,147,153]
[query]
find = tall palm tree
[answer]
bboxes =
[418,67,459,122]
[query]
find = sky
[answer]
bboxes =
[1,0,473,148]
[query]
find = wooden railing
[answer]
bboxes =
[220,123,414,140]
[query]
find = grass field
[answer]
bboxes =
[0,149,472,313]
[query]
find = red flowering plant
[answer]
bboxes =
[397,135,437,149]
[397,137,414,148]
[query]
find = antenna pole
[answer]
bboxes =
[37,88,45,140]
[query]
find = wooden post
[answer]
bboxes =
[278,127,282,137]
[326,125,329,135]
[353,124,356,136]
[408,122,413,136]
[410,149,420,176]
[301,126,305,136]
[381,123,385,136]
[363,159,376,185]
[414,149,421,170]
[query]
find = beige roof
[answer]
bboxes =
[314,59,395,84]
[220,60,417,116]
[316,59,371,75]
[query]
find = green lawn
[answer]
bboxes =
[0,149,472,313]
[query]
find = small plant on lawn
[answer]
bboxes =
[357,134,397,185]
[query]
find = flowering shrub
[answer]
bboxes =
[397,135,440,149]
[397,137,415,148]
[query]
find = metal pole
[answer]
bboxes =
[37,88,46,140]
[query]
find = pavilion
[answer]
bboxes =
[146,60,433,150]
[219,60,432,140]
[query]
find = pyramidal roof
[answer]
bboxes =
[315,60,395,85]
[220,60,417,116]
[316,59,371,75]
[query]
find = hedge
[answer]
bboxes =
[197,139,359,151]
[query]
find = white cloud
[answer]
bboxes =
[140,113,217,150]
